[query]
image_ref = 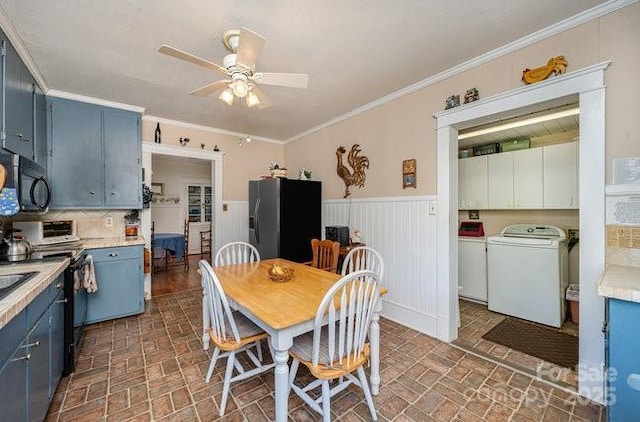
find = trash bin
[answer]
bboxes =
[566,284,579,324]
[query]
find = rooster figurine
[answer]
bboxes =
[336,144,370,198]
[522,56,568,84]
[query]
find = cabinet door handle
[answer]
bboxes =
[108,252,119,257]
[21,341,40,349]
[56,298,68,304]
[89,191,95,195]
[111,191,116,195]
[14,132,23,138]
[56,282,64,289]
[22,137,31,142]
[11,353,30,362]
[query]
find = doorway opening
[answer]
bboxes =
[435,62,609,403]
[454,103,581,390]
[141,142,223,298]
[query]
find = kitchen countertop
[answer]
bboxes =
[82,236,145,249]
[597,264,640,303]
[0,259,69,330]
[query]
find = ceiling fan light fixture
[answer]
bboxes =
[231,78,249,98]
[219,88,235,106]
[246,91,261,108]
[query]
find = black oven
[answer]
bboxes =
[28,245,88,375]
[63,252,89,375]
[0,153,51,212]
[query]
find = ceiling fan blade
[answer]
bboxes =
[251,72,309,89]
[158,45,227,74]
[251,86,273,109]
[235,27,266,70]
[189,80,231,97]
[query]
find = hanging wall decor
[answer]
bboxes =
[402,159,417,189]
[336,144,370,198]
[522,56,567,84]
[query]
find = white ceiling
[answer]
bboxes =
[0,0,609,141]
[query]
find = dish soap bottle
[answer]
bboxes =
[154,123,161,143]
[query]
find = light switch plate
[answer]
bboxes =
[428,202,437,215]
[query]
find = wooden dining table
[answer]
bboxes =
[206,258,386,422]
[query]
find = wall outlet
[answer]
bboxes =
[105,217,114,227]
[567,228,579,241]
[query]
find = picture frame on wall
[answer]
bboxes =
[402,159,417,189]
[151,182,165,196]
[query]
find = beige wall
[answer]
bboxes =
[142,120,284,201]
[285,3,640,199]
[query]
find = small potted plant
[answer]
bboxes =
[269,162,287,178]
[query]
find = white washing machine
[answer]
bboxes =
[487,224,568,327]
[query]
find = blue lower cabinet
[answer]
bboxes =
[49,288,65,398]
[608,298,640,421]
[0,340,28,421]
[0,273,66,421]
[28,315,50,422]
[85,246,144,324]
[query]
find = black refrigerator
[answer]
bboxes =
[249,178,321,262]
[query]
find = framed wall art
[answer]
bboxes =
[150,182,165,196]
[402,159,417,189]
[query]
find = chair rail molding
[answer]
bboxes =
[435,62,609,404]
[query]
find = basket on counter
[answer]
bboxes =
[267,265,294,282]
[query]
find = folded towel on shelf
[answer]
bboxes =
[83,255,98,293]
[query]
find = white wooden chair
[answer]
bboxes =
[214,241,260,266]
[199,260,274,416]
[288,270,380,422]
[203,241,261,352]
[341,246,384,280]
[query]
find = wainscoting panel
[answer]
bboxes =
[323,196,439,336]
[215,196,439,337]
[217,201,249,249]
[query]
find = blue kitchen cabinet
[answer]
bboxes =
[0,306,27,421]
[28,311,50,422]
[33,82,47,167]
[85,246,144,324]
[48,97,142,209]
[0,273,66,421]
[48,98,102,207]
[49,287,65,398]
[607,298,640,421]
[1,28,35,160]
[103,108,142,208]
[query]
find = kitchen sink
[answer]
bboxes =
[0,271,39,301]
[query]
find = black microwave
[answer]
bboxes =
[0,154,51,213]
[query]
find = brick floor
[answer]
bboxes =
[45,289,605,421]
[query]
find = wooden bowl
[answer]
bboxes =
[267,266,294,283]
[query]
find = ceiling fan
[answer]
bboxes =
[158,27,309,109]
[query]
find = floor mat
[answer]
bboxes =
[482,317,578,369]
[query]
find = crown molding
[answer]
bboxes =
[0,4,49,91]
[47,90,145,113]
[284,0,637,144]
[142,115,284,145]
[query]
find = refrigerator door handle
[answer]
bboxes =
[254,197,261,244]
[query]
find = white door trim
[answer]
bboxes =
[435,61,610,403]
[141,143,224,254]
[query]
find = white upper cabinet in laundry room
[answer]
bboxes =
[513,148,543,209]
[488,152,514,208]
[543,141,578,209]
[488,149,543,209]
[458,155,488,209]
